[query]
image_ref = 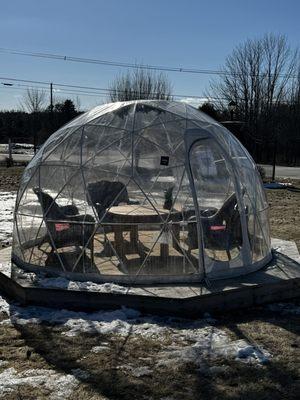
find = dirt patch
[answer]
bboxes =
[266,180,300,250]
[0,167,24,191]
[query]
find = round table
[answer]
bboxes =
[107,204,183,260]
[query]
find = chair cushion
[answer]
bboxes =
[210,225,226,231]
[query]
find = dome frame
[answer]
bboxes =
[12,100,272,285]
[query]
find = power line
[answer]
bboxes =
[1,82,107,98]
[1,76,297,107]
[0,47,228,76]
[0,75,222,101]
[0,47,297,79]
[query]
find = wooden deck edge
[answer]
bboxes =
[0,272,26,303]
[0,271,299,318]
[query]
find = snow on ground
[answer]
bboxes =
[9,263,130,294]
[0,262,11,277]
[120,365,153,377]
[0,367,84,400]
[0,189,278,391]
[0,143,34,155]
[37,276,128,294]
[157,337,271,366]
[0,292,271,366]
[0,192,16,247]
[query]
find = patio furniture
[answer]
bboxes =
[87,180,139,220]
[107,204,182,261]
[33,188,95,264]
[187,192,244,260]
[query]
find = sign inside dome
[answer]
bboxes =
[160,156,169,166]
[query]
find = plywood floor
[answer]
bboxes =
[18,228,262,277]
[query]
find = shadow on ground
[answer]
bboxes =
[7,300,299,400]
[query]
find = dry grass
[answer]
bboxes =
[0,167,24,192]
[0,171,299,399]
[266,183,300,250]
[0,306,299,399]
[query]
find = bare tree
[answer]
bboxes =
[22,88,46,113]
[208,34,297,128]
[74,96,82,112]
[109,68,172,102]
[285,65,300,164]
[207,34,298,162]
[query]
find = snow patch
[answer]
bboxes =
[128,365,153,377]
[0,360,8,367]
[118,364,152,377]
[91,343,110,353]
[0,294,10,316]
[0,261,11,277]
[0,192,16,247]
[235,342,270,364]
[0,292,271,366]
[131,366,152,377]
[11,264,129,295]
[0,367,79,399]
[156,331,271,367]
[37,276,128,294]
[0,143,34,155]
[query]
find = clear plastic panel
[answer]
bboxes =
[83,130,132,179]
[12,100,271,282]
[91,103,135,132]
[189,138,243,274]
[134,103,185,131]
[41,127,81,163]
[226,133,271,263]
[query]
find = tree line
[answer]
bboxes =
[205,33,300,166]
[0,94,80,147]
[1,33,299,165]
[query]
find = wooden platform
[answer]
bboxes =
[0,239,300,317]
[18,228,255,278]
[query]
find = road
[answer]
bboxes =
[260,164,300,180]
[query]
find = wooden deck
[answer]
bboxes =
[21,229,199,276]
[0,238,299,317]
[19,227,248,278]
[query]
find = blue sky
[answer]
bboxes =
[0,0,299,110]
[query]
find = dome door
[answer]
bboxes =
[184,128,250,279]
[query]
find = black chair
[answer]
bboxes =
[33,188,95,264]
[87,180,139,220]
[187,192,246,260]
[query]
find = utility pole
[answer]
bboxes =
[49,82,54,133]
[50,82,53,114]
[7,137,13,167]
[271,135,277,182]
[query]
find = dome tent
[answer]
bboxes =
[12,100,271,284]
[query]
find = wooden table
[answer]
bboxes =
[107,204,182,260]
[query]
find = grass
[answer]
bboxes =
[0,306,299,399]
[267,184,300,249]
[0,167,24,192]
[0,172,299,399]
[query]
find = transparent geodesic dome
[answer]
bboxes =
[12,100,271,284]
